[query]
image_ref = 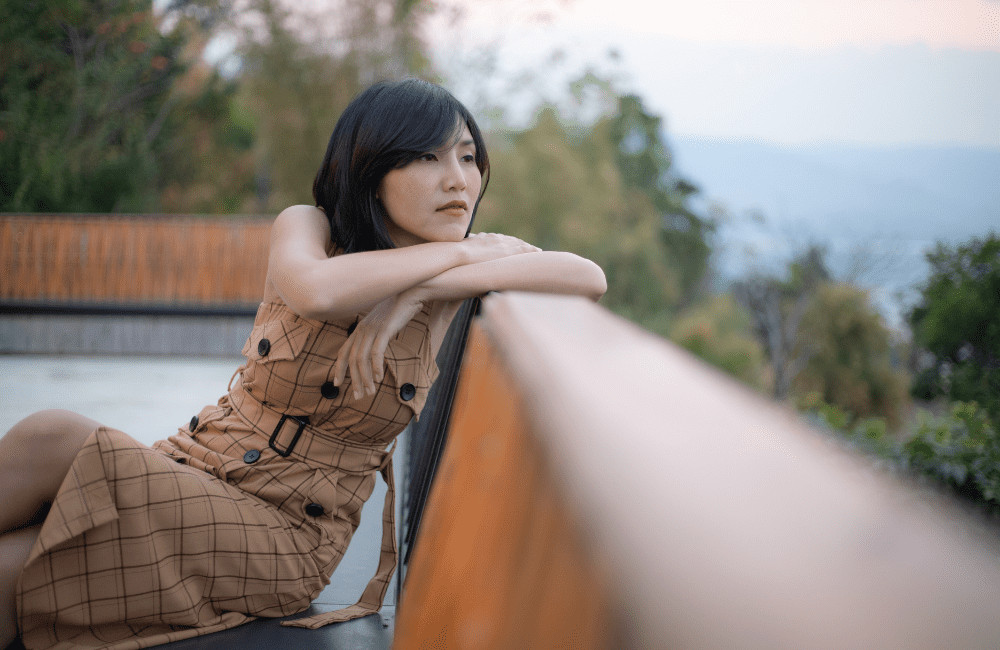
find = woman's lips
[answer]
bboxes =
[437,201,468,216]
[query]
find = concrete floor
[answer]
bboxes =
[1,354,400,647]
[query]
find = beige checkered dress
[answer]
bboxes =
[16,297,438,649]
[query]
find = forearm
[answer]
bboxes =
[273,241,472,320]
[411,251,607,304]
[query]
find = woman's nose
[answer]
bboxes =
[442,156,467,191]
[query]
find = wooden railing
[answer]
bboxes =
[0,214,271,312]
[395,292,1000,648]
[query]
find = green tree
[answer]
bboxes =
[476,76,709,336]
[478,105,681,335]
[902,402,1000,512]
[669,295,768,390]
[234,0,434,212]
[0,0,233,212]
[909,234,1000,422]
[609,93,711,304]
[733,245,830,399]
[794,282,910,428]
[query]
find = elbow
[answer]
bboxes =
[588,263,608,302]
[281,288,329,321]
[575,256,606,302]
[294,298,329,322]
[273,269,351,321]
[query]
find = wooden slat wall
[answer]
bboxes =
[0,214,271,308]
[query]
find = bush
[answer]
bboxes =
[803,396,1000,515]
[901,402,1000,509]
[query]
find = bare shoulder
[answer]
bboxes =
[272,204,329,239]
[270,204,332,259]
[265,206,331,303]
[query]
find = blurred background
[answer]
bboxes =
[1,0,999,513]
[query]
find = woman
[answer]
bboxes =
[0,78,606,648]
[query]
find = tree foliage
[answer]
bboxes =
[794,282,910,428]
[610,94,710,304]
[909,234,1000,422]
[477,89,710,336]
[733,245,830,399]
[733,246,909,425]
[0,0,435,214]
[669,295,768,390]
[233,0,434,212]
[0,0,237,212]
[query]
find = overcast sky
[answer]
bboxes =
[427,0,1000,147]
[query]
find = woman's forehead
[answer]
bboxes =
[436,123,475,151]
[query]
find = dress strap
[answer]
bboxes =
[280,444,398,629]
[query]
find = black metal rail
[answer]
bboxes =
[400,298,479,577]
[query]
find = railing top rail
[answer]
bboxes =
[479,291,1000,649]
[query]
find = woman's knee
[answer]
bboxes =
[2,409,100,471]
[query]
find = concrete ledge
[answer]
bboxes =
[0,315,253,355]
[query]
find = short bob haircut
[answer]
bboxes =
[313,79,490,253]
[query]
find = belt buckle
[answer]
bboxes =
[269,414,309,457]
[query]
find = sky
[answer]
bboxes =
[426,0,1000,147]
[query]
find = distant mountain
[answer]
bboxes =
[671,137,1000,241]
[667,137,1000,324]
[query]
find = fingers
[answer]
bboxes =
[334,319,388,400]
[349,326,377,399]
[465,232,541,259]
[332,293,422,400]
[332,336,353,388]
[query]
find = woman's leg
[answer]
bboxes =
[0,410,101,535]
[0,525,40,647]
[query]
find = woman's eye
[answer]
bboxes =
[461,154,476,163]
[419,153,437,162]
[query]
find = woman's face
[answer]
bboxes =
[377,123,482,247]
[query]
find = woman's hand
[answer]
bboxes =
[331,288,428,399]
[459,232,540,264]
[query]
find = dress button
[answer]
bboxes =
[189,415,199,431]
[305,503,325,517]
[257,338,271,356]
[399,383,416,401]
[321,381,339,399]
[243,449,261,464]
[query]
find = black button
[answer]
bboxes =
[257,338,271,356]
[399,383,416,401]
[189,415,199,431]
[347,320,357,336]
[243,449,261,464]
[321,381,339,399]
[305,503,325,517]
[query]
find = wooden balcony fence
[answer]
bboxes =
[395,292,1000,649]
[0,214,271,314]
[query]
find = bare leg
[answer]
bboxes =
[0,525,40,647]
[0,410,101,535]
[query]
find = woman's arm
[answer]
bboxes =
[267,205,538,320]
[333,250,607,398]
[409,250,607,304]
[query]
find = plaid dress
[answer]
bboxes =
[16,297,437,649]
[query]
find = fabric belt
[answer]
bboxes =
[227,388,398,628]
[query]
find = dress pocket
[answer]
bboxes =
[242,319,312,363]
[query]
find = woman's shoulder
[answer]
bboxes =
[274,204,327,228]
[271,204,335,250]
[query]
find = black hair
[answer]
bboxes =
[312,79,490,253]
